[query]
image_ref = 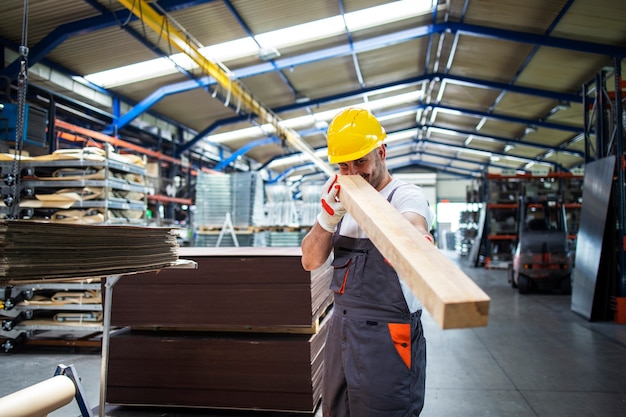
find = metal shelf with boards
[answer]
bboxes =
[458,180,482,258]
[472,172,584,269]
[0,281,103,352]
[0,147,148,224]
[482,175,523,269]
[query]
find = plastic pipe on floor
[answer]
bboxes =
[0,375,76,417]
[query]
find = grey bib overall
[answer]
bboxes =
[322,188,426,416]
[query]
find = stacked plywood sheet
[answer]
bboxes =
[106,246,332,413]
[107,324,327,412]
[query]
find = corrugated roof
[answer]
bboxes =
[1,0,625,180]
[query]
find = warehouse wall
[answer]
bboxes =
[436,174,471,202]
[394,173,437,207]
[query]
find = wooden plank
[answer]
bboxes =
[337,175,490,329]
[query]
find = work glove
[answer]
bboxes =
[317,174,346,233]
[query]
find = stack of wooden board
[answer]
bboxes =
[107,324,327,412]
[0,220,179,283]
[106,246,332,413]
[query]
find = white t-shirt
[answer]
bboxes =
[338,178,434,313]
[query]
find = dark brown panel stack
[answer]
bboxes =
[106,247,333,413]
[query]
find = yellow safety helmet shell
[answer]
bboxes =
[327,108,386,164]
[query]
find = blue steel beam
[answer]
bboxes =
[383,102,582,136]
[407,148,529,174]
[155,0,217,12]
[262,118,575,178]
[448,21,626,58]
[338,0,366,88]
[391,137,527,169]
[422,0,441,73]
[390,159,478,179]
[83,0,198,84]
[106,14,600,133]
[177,76,581,156]
[266,163,313,184]
[1,12,129,80]
[213,136,280,171]
[417,138,566,171]
[3,10,621,110]
[432,103,581,133]
[480,0,576,125]
[421,124,585,158]
[137,66,581,149]
[270,153,480,182]
[103,76,213,134]
[221,0,300,97]
[4,3,620,175]
[440,73,582,104]
[111,25,442,133]
[118,21,584,131]
[2,0,217,80]
[385,104,583,136]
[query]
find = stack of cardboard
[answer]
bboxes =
[106,246,332,413]
[0,220,179,283]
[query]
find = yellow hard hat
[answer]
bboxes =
[326,107,386,164]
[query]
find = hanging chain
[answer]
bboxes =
[5,0,29,219]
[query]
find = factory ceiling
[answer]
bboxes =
[1,0,626,184]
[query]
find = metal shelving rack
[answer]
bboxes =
[581,57,626,314]
[0,150,149,350]
[1,281,103,352]
[471,172,583,269]
[0,153,148,224]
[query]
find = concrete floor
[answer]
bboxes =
[1,251,626,417]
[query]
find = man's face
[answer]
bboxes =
[337,146,387,190]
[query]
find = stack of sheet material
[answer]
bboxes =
[109,247,331,330]
[107,246,332,413]
[107,324,327,412]
[0,220,179,283]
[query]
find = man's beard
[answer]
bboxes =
[365,156,385,190]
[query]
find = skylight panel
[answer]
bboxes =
[81,0,434,88]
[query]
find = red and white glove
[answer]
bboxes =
[317,174,346,233]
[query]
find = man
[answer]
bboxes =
[301,107,434,416]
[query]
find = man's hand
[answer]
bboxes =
[317,174,346,233]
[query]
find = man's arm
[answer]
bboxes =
[301,223,334,271]
[301,174,346,271]
[403,211,434,243]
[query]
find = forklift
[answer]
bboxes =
[510,196,572,294]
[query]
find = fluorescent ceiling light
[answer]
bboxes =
[82,0,433,88]
[377,108,417,122]
[267,127,417,170]
[344,0,432,31]
[432,107,463,117]
[475,117,487,131]
[267,149,329,170]
[210,91,422,145]
[385,129,416,144]
[256,16,344,48]
[428,126,465,137]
